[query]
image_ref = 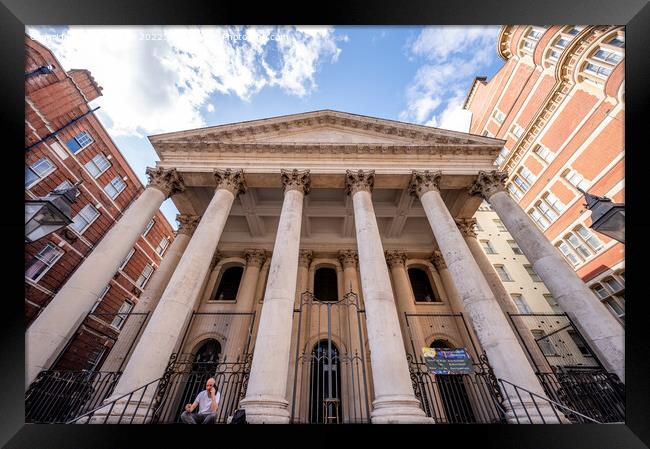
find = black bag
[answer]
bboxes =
[230,409,247,424]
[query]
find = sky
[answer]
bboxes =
[27,26,505,229]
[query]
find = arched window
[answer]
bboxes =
[408,268,439,302]
[430,339,454,349]
[314,267,338,302]
[213,266,243,301]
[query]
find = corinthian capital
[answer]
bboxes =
[176,214,201,236]
[145,167,185,198]
[338,250,358,268]
[244,249,267,268]
[214,169,247,195]
[281,169,311,195]
[455,218,478,238]
[298,249,313,268]
[409,170,442,198]
[345,169,375,195]
[430,251,447,270]
[468,170,508,200]
[385,250,407,268]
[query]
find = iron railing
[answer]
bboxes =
[26,370,121,423]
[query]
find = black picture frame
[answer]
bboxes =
[3,0,648,447]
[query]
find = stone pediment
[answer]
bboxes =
[149,110,505,151]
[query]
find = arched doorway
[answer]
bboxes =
[314,267,338,302]
[408,267,440,302]
[431,339,476,423]
[309,340,342,423]
[213,266,243,301]
[176,339,221,420]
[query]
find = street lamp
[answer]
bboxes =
[25,184,80,243]
[579,189,625,244]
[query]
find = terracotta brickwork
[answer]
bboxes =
[464,25,625,324]
[25,36,175,370]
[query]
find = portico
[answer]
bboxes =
[39,110,622,424]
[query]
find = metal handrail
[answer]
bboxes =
[498,378,602,423]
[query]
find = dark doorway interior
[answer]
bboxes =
[430,339,476,423]
[314,267,338,302]
[214,266,243,301]
[309,340,342,423]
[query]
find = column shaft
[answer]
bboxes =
[346,170,431,424]
[240,169,310,424]
[473,171,624,381]
[100,222,195,372]
[26,168,184,386]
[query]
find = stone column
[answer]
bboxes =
[240,169,311,424]
[26,167,184,387]
[455,218,551,372]
[102,169,246,412]
[346,170,432,424]
[385,250,424,355]
[470,170,625,382]
[100,214,200,373]
[410,170,555,421]
[223,250,266,361]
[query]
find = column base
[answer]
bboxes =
[370,395,434,424]
[239,395,291,424]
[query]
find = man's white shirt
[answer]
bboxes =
[194,390,221,414]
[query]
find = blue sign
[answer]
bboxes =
[422,347,473,375]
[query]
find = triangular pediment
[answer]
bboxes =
[149,110,505,148]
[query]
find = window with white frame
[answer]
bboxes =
[91,285,111,313]
[511,293,532,313]
[585,62,612,79]
[85,153,111,178]
[25,243,64,281]
[85,346,107,372]
[104,176,126,199]
[143,218,155,236]
[65,131,94,154]
[25,157,55,187]
[554,37,570,49]
[543,294,563,313]
[507,182,524,200]
[542,192,565,215]
[156,236,170,256]
[580,32,623,85]
[494,264,513,282]
[495,147,510,166]
[534,144,555,164]
[111,300,134,330]
[493,110,506,124]
[136,263,154,289]
[565,231,592,259]
[533,199,559,224]
[529,208,550,230]
[69,204,100,234]
[119,248,135,270]
[593,49,623,65]
[561,168,590,191]
[55,180,81,197]
[493,219,507,232]
[590,275,625,323]
[607,36,624,48]
[518,166,537,184]
[480,239,497,254]
[568,330,592,356]
[574,225,604,251]
[508,240,523,255]
[548,48,562,61]
[511,124,524,139]
[524,264,542,282]
[556,241,581,266]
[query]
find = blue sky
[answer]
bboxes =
[27,26,505,228]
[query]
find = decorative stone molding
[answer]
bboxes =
[455,218,478,239]
[337,250,358,268]
[298,250,313,268]
[345,169,375,195]
[214,169,247,195]
[385,250,407,268]
[145,167,185,198]
[280,169,311,195]
[244,249,267,268]
[430,251,447,270]
[176,214,201,236]
[468,170,508,200]
[408,170,442,198]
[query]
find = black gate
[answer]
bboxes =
[507,312,625,422]
[290,292,371,423]
[404,312,506,423]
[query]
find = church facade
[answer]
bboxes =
[26,110,625,424]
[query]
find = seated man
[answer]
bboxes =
[180,378,220,424]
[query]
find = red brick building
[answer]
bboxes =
[464,25,625,325]
[25,35,175,371]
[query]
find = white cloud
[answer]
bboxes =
[401,26,500,129]
[26,26,343,137]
